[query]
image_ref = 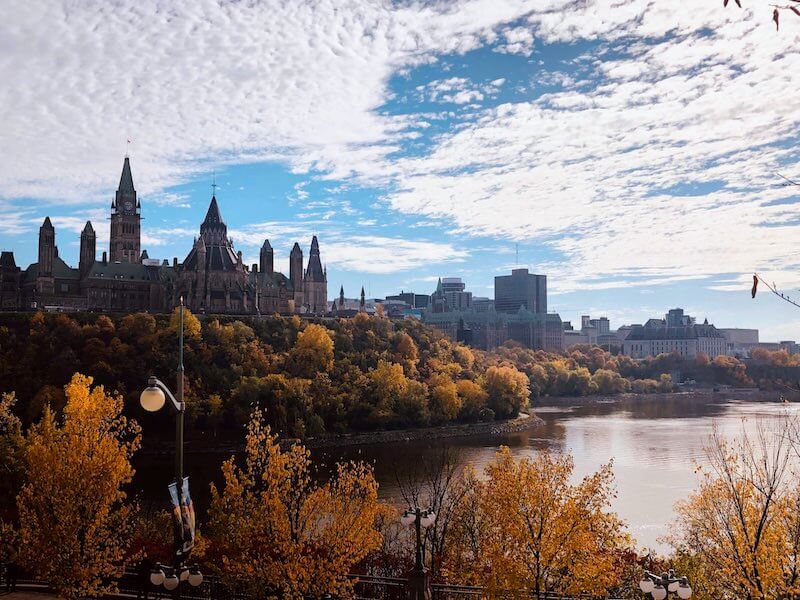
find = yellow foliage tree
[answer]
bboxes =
[444,447,628,597]
[429,373,461,422]
[456,379,488,420]
[289,323,335,377]
[169,305,201,338]
[671,423,800,599]
[16,374,141,600]
[208,409,384,598]
[370,360,408,418]
[483,365,529,418]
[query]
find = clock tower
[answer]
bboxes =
[109,156,141,263]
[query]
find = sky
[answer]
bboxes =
[1,0,800,340]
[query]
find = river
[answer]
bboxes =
[132,393,800,553]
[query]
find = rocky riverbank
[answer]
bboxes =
[304,411,544,449]
[142,412,545,456]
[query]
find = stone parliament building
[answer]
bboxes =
[0,158,328,315]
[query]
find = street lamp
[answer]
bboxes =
[140,298,203,589]
[640,570,692,599]
[400,507,436,600]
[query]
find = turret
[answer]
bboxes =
[38,217,55,276]
[79,221,96,277]
[360,286,365,310]
[339,285,345,309]
[290,242,303,289]
[260,239,274,276]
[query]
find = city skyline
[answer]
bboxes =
[2,1,800,338]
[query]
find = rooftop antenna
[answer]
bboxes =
[211,172,218,197]
[515,243,519,266]
[125,138,132,158]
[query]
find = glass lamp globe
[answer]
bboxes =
[150,569,165,586]
[188,568,203,587]
[668,580,680,592]
[639,579,654,594]
[400,511,415,526]
[652,585,667,600]
[163,574,179,590]
[140,386,165,412]
[677,584,692,599]
[421,513,435,528]
[179,568,189,582]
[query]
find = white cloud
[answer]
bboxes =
[323,236,468,274]
[0,0,535,205]
[385,1,800,292]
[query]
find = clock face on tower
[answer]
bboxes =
[123,201,133,213]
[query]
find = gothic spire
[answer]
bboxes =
[202,195,224,227]
[118,156,135,193]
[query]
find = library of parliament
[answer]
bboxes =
[0,158,328,315]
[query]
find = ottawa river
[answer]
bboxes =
[133,393,800,553]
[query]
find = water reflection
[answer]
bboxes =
[131,395,800,553]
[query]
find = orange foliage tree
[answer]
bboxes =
[444,447,629,597]
[207,408,385,598]
[15,374,141,600]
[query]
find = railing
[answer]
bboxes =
[1,564,616,600]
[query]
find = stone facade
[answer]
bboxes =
[0,157,327,315]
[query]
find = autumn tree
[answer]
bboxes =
[428,373,461,423]
[288,323,335,378]
[483,365,529,418]
[207,409,384,598]
[444,447,629,597]
[456,379,488,420]
[16,374,141,600]
[0,392,24,563]
[671,420,800,599]
[168,305,201,338]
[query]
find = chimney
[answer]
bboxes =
[252,263,258,273]
[173,257,178,268]
[102,251,107,265]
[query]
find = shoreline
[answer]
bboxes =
[142,412,545,456]
[533,387,787,406]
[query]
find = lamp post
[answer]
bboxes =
[639,569,692,599]
[140,298,202,589]
[400,507,436,600]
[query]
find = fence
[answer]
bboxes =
[1,564,616,600]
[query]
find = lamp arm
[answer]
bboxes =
[150,377,184,413]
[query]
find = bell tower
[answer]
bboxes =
[109,156,141,263]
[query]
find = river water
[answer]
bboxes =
[133,394,800,553]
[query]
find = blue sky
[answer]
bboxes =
[1,0,800,340]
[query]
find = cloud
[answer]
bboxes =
[322,236,469,274]
[384,1,800,292]
[4,0,800,298]
[0,0,535,205]
[416,77,506,105]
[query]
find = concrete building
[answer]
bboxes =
[494,268,547,314]
[424,308,564,351]
[430,277,472,312]
[385,291,429,309]
[719,328,759,356]
[423,267,563,351]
